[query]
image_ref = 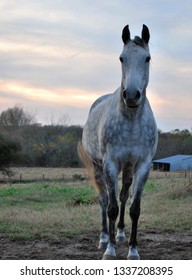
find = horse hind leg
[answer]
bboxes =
[78,144,108,250]
[98,194,108,250]
[116,166,132,243]
[102,159,119,260]
[93,163,109,250]
[98,191,108,250]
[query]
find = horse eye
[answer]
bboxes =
[145,56,151,63]
[119,56,124,63]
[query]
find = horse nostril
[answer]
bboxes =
[135,91,141,101]
[123,89,127,100]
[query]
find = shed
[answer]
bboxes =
[152,154,192,172]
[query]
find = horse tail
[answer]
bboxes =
[77,141,106,195]
[78,141,94,180]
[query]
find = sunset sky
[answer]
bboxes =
[0,0,192,131]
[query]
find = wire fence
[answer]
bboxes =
[1,167,192,184]
[149,170,192,180]
[0,167,87,184]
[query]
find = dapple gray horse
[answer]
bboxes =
[78,25,158,260]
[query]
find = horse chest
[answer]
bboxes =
[101,122,148,162]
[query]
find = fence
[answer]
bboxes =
[0,167,87,184]
[0,167,191,184]
[149,170,192,180]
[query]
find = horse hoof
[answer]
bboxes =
[98,241,108,250]
[127,247,140,260]
[102,254,116,260]
[102,243,116,259]
[127,254,140,260]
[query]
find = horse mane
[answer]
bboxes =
[133,36,147,49]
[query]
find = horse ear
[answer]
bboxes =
[122,25,130,45]
[141,24,150,44]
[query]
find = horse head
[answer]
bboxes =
[120,24,151,108]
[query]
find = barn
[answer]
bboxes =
[152,154,192,172]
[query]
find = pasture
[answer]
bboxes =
[0,168,192,259]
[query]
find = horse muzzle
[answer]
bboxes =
[122,89,141,108]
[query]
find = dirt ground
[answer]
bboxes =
[0,230,191,260]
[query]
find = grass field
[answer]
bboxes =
[0,169,192,241]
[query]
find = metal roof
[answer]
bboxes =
[153,154,192,164]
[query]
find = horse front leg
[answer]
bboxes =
[128,163,150,260]
[128,195,141,259]
[102,159,119,260]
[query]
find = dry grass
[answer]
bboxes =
[0,203,100,239]
[139,177,192,232]
[0,169,191,240]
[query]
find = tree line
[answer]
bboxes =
[0,105,82,175]
[0,105,192,175]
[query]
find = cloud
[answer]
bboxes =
[0,0,191,131]
[0,80,101,106]
[0,79,99,125]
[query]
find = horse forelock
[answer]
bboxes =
[132,36,148,49]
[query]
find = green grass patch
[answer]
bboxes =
[0,183,96,208]
[144,181,156,191]
[0,181,98,239]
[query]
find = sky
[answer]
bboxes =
[0,0,192,131]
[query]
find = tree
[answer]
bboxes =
[154,130,192,160]
[0,105,35,127]
[0,135,21,175]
